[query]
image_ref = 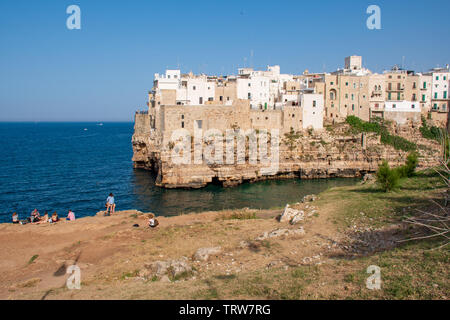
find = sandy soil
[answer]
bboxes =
[0,198,347,299]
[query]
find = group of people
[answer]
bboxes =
[11,193,157,228]
[12,209,75,225]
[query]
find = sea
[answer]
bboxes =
[0,122,358,223]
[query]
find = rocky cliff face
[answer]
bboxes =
[132,114,441,188]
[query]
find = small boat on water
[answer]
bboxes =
[84,128,88,131]
[97,123,103,126]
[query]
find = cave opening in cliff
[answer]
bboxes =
[211,176,223,186]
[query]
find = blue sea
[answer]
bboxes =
[0,122,357,223]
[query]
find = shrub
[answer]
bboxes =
[376,160,400,192]
[420,116,442,141]
[346,116,416,152]
[404,152,419,177]
[346,115,381,133]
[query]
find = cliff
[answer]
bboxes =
[132,113,441,188]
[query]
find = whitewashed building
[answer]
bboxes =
[300,93,324,130]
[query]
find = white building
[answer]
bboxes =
[384,101,421,124]
[384,101,421,113]
[154,70,180,90]
[426,67,450,112]
[300,93,324,130]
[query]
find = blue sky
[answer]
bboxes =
[0,0,449,122]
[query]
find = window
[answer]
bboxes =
[193,86,196,90]
[388,93,391,100]
[444,76,447,81]
[423,82,427,89]
[392,104,396,108]
[220,96,223,101]
[181,121,184,128]
[352,104,355,111]
[345,94,348,99]
[248,83,251,87]
[445,91,448,99]
[435,93,438,99]
[248,93,251,99]
[195,120,202,130]
[422,94,426,102]
[181,114,184,119]
[351,94,354,100]
[413,82,416,89]
[411,104,415,109]
[345,82,349,86]
[397,93,401,100]
[208,97,213,101]
[436,76,439,81]
[330,82,334,85]
[313,100,316,107]
[199,97,203,104]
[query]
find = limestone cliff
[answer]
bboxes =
[132,113,441,188]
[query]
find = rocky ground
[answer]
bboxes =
[0,171,448,300]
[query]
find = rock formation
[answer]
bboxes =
[132,114,442,188]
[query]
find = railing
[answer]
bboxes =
[136,110,148,115]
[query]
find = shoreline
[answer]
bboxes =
[0,171,447,299]
[1,176,362,225]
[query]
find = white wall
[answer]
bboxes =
[301,93,324,130]
[384,101,421,112]
[154,70,180,90]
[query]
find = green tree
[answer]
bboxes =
[376,160,400,192]
[404,152,419,177]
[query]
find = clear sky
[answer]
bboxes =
[1,0,449,122]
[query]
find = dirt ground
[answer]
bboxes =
[0,175,448,300]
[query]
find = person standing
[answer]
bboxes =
[105,193,115,215]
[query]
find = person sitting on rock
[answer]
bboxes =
[66,210,75,221]
[50,212,59,223]
[37,211,49,224]
[29,209,40,223]
[148,217,159,228]
[12,212,19,224]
